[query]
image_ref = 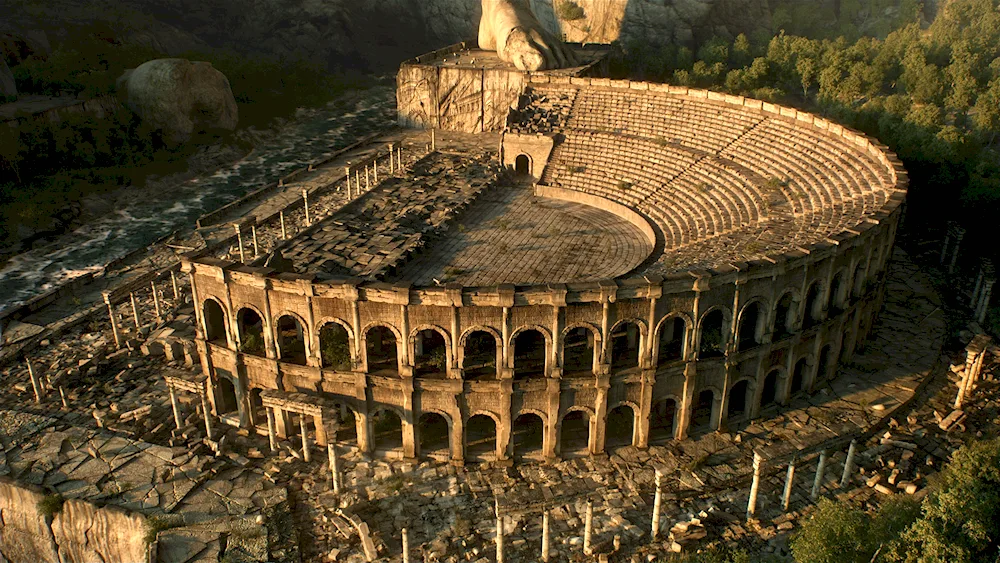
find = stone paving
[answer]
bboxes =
[398,185,652,286]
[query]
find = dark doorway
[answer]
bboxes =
[658,317,686,365]
[512,413,544,458]
[366,326,398,375]
[464,331,498,380]
[320,323,352,370]
[238,308,265,356]
[611,322,641,370]
[605,405,635,449]
[692,390,715,431]
[466,415,497,461]
[515,154,531,175]
[276,315,307,365]
[649,399,676,443]
[563,327,595,376]
[738,302,762,351]
[761,369,779,408]
[699,310,725,358]
[418,413,450,458]
[791,358,808,395]
[513,330,546,379]
[727,381,749,420]
[372,409,403,452]
[414,329,448,378]
[204,300,227,345]
[560,411,590,455]
[217,376,238,414]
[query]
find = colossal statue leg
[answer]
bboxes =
[479,0,578,71]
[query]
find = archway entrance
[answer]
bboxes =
[320,323,351,371]
[513,330,546,379]
[611,322,641,370]
[466,415,497,461]
[464,331,498,380]
[276,315,307,365]
[727,381,749,421]
[560,411,590,456]
[366,327,398,375]
[238,308,265,356]
[650,399,676,443]
[418,413,450,459]
[203,300,227,345]
[515,154,530,175]
[791,358,808,395]
[658,317,685,364]
[372,409,403,453]
[414,329,448,378]
[563,327,595,376]
[512,413,544,459]
[761,369,779,408]
[605,405,635,449]
[217,376,238,414]
[691,390,715,431]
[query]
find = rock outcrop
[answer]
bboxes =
[0,58,15,101]
[116,58,238,146]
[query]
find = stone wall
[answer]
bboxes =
[0,480,148,563]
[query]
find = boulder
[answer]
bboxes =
[116,58,237,146]
[0,57,15,101]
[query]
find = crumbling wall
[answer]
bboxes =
[0,480,147,563]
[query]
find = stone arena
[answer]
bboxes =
[180,43,907,469]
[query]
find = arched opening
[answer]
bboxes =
[237,308,265,356]
[320,323,352,371]
[605,405,635,449]
[217,377,239,414]
[414,329,448,378]
[366,326,398,375]
[699,310,725,358]
[203,300,227,345]
[563,327,595,376]
[329,402,358,445]
[463,331,498,380]
[611,321,641,370]
[791,358,808,395]
[727,381,749,421]
[761,369,779,408]
[276,315,307,365]
[649,399,677,443]
[692,390,715,431]
[372,409,403,452]
[774,292,795,339]
[515,154,531,175]
[657,317,686,365]
[737,302,763,352]
[829,272,846,313]
[249,388,264,424]
[853,262,868,298]
[512,413,544,459]
[818,345,832,381]
[803,282,824,329]
[513,330,546,379]
[560,411,590,455]
[466,415,497,461]
[418,413,450,459]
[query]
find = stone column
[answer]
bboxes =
[431,129,436,151]
[402,527,410,563]
[328,443,341,493]
[252,226,260,258]
[840,440,857,487]
[131,292,141,329]
[541,509,550,562]
[782,458,796,511]
[171,271,180,302]
[583,500,594,555]
[200,392,214,441]
[151,281,161,320]
[303,190,311,226]
[300,414,311,462]
[266,409,278,451]
[811,450,828,500]
[280,211,287,240]
[234,224,245,262]
[104,295,121,349]
[169,387,182,429]
[26,358,41,403]
[592,376,610,454]
[495,500,504,563]
[344,167,352,199]
[747,451,763,518]
[651,468,663,539]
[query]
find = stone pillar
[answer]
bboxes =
[840,440,857,488]
[365,165,370,188]
[747,451,763,518]
[171,271,180,302]
[592,375,610,454]
[583,500,594,556]
[105,295,121,349]
[169,387,182,429]
[252,226,260,258]
[402,527,410,563]
[651,468,663,539]
[782,458,796,511]
[280,211,287,240]
[344,167,352,199]
[303,190,311,226]
[431,129,436,151]
[328,443,341,493]
[811,450,828,500]
[130,292,141,329]
[300,414,311,462]
[496,500,504,563]
[266,408,277,451]
[25,358,41,403]
[200,392,214,441]
[234,224,245,262]
[151,281,161,320]
[541,509,550,562]
[388,144,395,174]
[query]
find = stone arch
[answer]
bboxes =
[460,326,501,380]
[691,386,720,432]
[829,269,848,312]
[759,367,783,410]
[697,307,729,358]
[515,154,532,175]
[655,313,690,365]
[790,356,811,395]
[606,402,637,448]
[818,344,834,381]
[510,325,551,379]
[318,318,354,371]
[773,290,798,339]
[236,305,267,356]
[562,323,600,376]
[726,378,753,421]
[410,324,452,378]
[736,299,768,352]
[650,395,680,443]
[803,280,825,329]
[852,260,868,298]
[216,374,239,415]
[465,411,500,461]
[417,410,452,459]
[362,322,402,375]
[325,400,360,445]
[512,410,546,459]
[274,311,309,365]
[610,318,645,370]
[558,407,592,455]
[370,406,404,452]
[202,297,229,345]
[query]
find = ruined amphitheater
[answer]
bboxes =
[181,42,907,469]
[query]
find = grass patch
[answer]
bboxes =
[144,514,182,544]
[617,180,633,191]
[37,494,64,518]
[556,0,586,21]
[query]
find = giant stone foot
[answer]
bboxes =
[479,0,579,71]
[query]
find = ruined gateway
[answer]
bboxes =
[0,2,921,562]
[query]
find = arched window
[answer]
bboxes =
[513,330,546,379]
[515,154,531,175]
[737,302,763,351]
[512,413,544,459]
[372,409,403,453]
[563,327,595,375]
[605,405,635,448]
[464,331,498,380]
[760,369,779,408]
[650,399,677,443]
[829,272,846,313]
[611,321,641,370]
[414,329,448,378]
[466,415,498,461]
[366,326,398,375]
[657,317,686,365]
[276,315,307,365]
[203,300,227,345]
[774,292,795,339]
[560,411,590,455]
[803,282,824,329]
[238,308,265,356]
[320,323,351,370]
[699,310,725,358]
[418,413,450,459]
[727,381,749,420]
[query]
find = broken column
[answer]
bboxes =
[344,167,352,199]
[171,271,180,302]
[130,292,141,329]
[541,509,550,562]
[266,408,277,452]
[200,392,214,441]
[496,500,504,563]
[303,190,311,226]
[583,500,594,555]
[328,443,341,494]
[25,358,42,403]
[782,457,796,511]
[840,440,857,487]
[151,281,161,319]
[402,527,410,563]
[280,211,287,240]
[104,293,121,349]
[300,415,311,462]
[811,450,828,500]
[169,386,182,429]
[252,225,260,258]
[651,468,663,539]
[234,224,245,262]
[747,451,763,518]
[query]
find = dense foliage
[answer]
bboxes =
[613,0,1000,231]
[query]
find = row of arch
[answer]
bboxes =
[200,265,873,378]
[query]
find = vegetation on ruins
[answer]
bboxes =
[36,493,64,518]
[556,0,586,22]
[320,330,352,371]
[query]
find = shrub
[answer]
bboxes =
[556,0,586,21]
[37,494,64,518]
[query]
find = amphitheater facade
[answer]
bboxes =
[183,44,906,465]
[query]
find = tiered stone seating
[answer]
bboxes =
[509,83,898,272]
